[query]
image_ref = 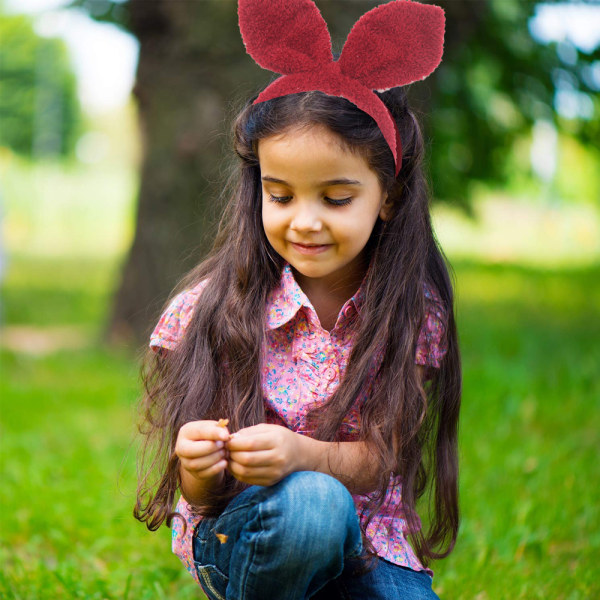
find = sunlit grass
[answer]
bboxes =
[432,193,600,268]
[1,253,121,329]
[432,261,600,599]
[0,148,138,259]
[0,344,201,600]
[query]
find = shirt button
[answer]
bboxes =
[325,367,337,381]
[343,305,354,318]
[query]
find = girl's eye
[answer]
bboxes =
[325,197,352,206]
[267,194,352,206]
[268,194,292,204]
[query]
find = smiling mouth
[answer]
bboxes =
[290,242,332,255]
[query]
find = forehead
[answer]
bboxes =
[257,125,374,184]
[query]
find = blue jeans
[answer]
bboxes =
[192,471,439,600]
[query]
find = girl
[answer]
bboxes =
[135,2,460,599]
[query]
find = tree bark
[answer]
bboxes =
[104,1,262,347]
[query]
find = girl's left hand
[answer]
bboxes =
[226,424,305,486]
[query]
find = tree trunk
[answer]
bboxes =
[104,1,261,348]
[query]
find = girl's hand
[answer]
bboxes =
[175,420,231,483]
[226,424,305,486]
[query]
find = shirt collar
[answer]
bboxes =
[266,263,367,331]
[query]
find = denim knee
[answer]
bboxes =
[275,471,355,516]
[194,472,363,600]
[258,471,361,559]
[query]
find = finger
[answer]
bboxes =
[233,424,272,437]
[193,458,228,479]
[227,433,275,452]
[183,448,227,472]
[180,420,230,442]
[228,449,279,468]
[176,438,226,459]
[227,461,281,481]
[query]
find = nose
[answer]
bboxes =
[289,201,323,233]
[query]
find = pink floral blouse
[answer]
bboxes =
[149,264,447,583]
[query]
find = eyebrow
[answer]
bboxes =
[261,176,362,187]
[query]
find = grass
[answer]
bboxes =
[432,261,600,598]
[0,254,202,599]
[1,252,598,599]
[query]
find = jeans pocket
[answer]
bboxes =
[194,562,229,600]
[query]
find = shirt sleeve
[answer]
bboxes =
[149,280,207,353]
[415,285,448,369]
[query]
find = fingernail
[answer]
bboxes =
[215,441,224,449]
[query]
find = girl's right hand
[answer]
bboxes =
[175,420,231,482]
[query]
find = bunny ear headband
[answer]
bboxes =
[238,0,445,176]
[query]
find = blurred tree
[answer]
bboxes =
[69,0,599,345]
[423,0,599,208]
[0,13,82,158]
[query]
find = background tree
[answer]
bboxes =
[0,13,82,159]
[69,0,599,346]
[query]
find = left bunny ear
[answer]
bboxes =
[338,1,445,91]
[238,0,333,75]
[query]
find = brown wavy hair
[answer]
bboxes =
[134,88,461,567]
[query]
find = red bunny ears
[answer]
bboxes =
[238,0,445,176]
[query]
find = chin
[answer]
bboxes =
[289,261,338,280]
[289,263,321,277]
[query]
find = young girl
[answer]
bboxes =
[135,2,460,598]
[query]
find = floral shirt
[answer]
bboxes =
[149,264,447,583]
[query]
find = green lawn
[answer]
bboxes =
[1,254,598,599]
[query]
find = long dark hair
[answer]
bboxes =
[134,88,461,567]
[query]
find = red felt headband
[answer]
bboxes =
[238,0,445,176]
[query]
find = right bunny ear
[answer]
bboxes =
[238,0,333,75]
[337,1,445,91]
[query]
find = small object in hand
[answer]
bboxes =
[217,418,229,428]
[215,532,228,544]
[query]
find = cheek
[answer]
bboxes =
[340,209,379,245]
[261,202,273,230]
[262,207,283,241]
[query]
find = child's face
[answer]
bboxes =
[259,124,389,289]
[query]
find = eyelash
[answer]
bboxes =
[268,194,352,207]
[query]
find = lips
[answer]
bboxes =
[290,242,332,255]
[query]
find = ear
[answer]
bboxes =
[379,192,394,222]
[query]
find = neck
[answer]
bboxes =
[292,251,369,309]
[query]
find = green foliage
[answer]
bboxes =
[1,253,598,598]
[0,13,83,158]
[426,0,600,207]
[66,0,129,31]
